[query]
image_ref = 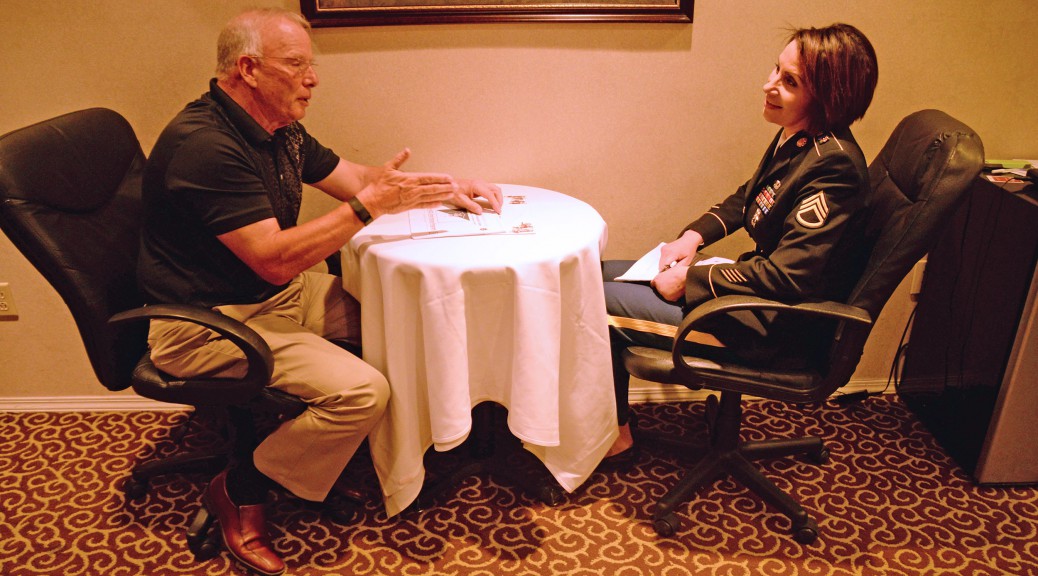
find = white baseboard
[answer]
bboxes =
[1,379,891,412]
[0,395,188,412]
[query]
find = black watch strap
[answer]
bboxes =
[347,196,373,226]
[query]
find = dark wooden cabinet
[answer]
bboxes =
[899,177,1038,484]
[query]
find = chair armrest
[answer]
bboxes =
[672,295,874,378]
[108,304,274,404]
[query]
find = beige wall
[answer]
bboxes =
[2,0,1037,404]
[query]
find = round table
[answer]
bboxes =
[341,184,618,516]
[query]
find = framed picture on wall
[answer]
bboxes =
[300,0,693,27]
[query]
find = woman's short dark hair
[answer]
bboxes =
[789,23,878,134]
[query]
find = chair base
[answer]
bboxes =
[125,405,363,564]
[643,392,828,543]
[125,451,228,499]
[123,407,242,499]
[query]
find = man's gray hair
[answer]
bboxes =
[215,9,311,78]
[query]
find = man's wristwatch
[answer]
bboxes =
[347,196,373,226]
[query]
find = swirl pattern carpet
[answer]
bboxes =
[1,396,1036,575]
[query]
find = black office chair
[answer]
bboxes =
[622,109,984,542]
[0,108,316,557]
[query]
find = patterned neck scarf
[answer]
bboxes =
[258,123,305,230]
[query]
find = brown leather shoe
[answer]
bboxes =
[203,469,285,576]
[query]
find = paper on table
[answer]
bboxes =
[614,243,734,282]
[409,205,507,239]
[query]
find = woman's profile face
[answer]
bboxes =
[762,41,813,137]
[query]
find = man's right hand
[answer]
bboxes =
[357,148,458,218]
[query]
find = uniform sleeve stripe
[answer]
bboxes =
[719,268,747,284]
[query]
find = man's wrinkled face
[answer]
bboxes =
[252,19,318,130]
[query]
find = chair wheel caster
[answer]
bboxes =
[652,513,679,537]
[326,501,358,525]
[535,484,565,507]
[190,535,222,561]
[186,506,222,561]
[124,477,149,500]
[792,518,818,544]
[808,447,830,465]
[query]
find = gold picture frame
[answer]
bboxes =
[300,0,693,27]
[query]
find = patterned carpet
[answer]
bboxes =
[1,396,1037,576]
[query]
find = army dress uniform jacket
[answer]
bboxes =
[681,127,871,314]
[675,127,873,366]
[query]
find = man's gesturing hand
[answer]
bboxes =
[358,148,458,218]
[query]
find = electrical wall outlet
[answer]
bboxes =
[909,259,927,301]
[0,282,19,321]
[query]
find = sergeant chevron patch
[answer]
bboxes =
[795,192,829,229]
[719,267,748,284]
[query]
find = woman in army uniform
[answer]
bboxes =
[602,23,879,465]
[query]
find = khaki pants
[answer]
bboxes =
[147,271,389,502]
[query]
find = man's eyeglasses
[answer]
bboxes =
[255,56,318,78]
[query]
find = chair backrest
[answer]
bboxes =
[852,109,984,318]
[0,108,148,392]
[825,110,983,384]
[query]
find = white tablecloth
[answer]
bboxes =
[341,184,618,517]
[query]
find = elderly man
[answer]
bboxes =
[138,8,501,575]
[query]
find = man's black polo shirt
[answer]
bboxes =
[138,79,339,307]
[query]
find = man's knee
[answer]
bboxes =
[315,362,390,422]
[354,366,390,418]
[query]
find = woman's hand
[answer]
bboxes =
[651,264,689,302]
[658,230,703,272]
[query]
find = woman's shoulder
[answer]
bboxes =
[780,129,869,203]
[806,128,864,159]
[800,128,867,176]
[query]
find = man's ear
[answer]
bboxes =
[238,55,260,88]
